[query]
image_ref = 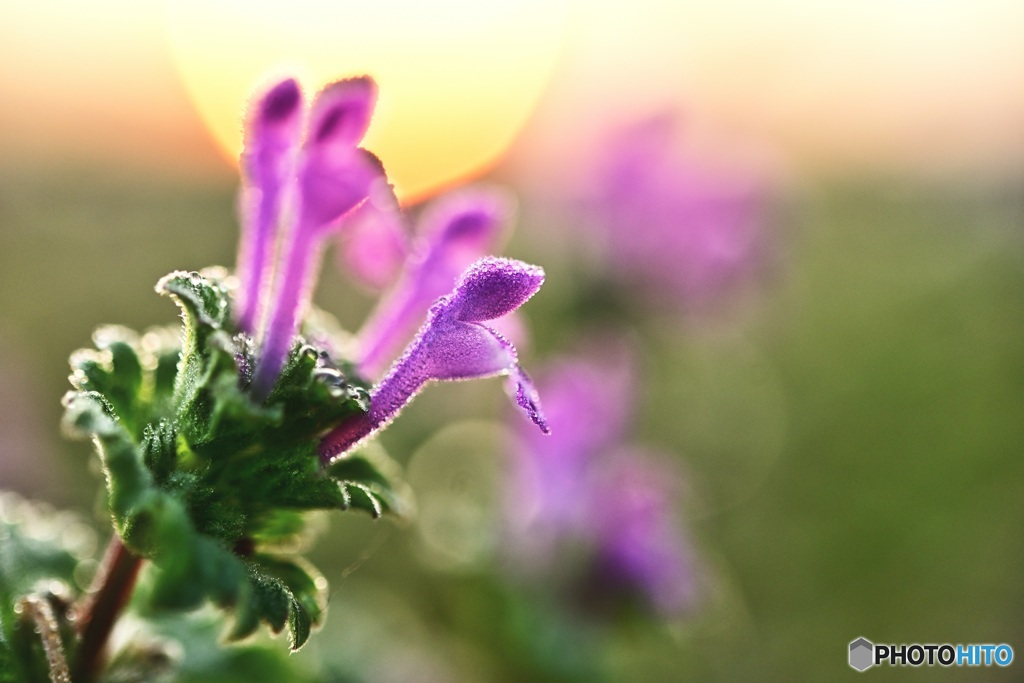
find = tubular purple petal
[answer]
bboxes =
[296,78,380,231]
[308,77,376,147]
[319,257,546,462]
[447,257,545,323]
[297,148,384,234]
[336,182,409,291]
[509,366,549,434]
[249,220,320,399]
[356,188,511,377]
[250,79,386,400]
[235,77,304,334]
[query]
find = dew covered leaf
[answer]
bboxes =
[59,268,402,652]
[327,442,414,520]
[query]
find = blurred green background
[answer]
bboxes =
[2,168,1023,680]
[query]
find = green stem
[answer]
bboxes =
[16,594,70,683]
[72,535,143,683]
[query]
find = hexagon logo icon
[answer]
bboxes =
[849,637,875,671]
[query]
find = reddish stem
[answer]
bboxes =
[72,535,143,683]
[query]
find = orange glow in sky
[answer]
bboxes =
[1,0,1023,184]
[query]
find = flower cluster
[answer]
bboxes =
[53,74,549,666]
[234,76,548,451]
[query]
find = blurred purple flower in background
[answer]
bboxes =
[589,114,771,311]
[586,449,695,615]
[334,183,409,293]
[506,349,695,616]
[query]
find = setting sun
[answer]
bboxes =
[163,0,568,202]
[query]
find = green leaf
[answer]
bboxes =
[248,557,325,651]
[0,493,95,683]
[61,268,408,653]
[155,269,232,331]
[266,343,369,440]
[155,269,234,421]
[243,565,290,634]
[120,493,320,652]
[102,608,321,683]
[62,391,152,540]
[141,419,178,486]
[68,326,146,439]
[327,442,414,520]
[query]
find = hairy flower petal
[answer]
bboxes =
[509,365,548,434]
[236,77,304,333]
[320,257,546,461]
[308,77,376,147]
[356,187,511,378]
[447,257,544,323]
[296,78,380,231]
[251,78,387,399]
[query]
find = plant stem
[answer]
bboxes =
[72,535,143,683]
[16,594,71,683]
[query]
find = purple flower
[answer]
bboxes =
[352,187,513,378]
[320,257,548,462]
[511,354,632,534]
[235,78,304,335]
[507,352,694,616]
[241,77,390,399]
[593,115,769,310]
[587,450,695,616]
[226,78,549,458]
[334,183,409,292]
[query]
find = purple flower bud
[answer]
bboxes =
[250,77,387,399]
[355,187,511,378]
[320,257,547,462]
[235,77,304,334]
[335,182,409,291]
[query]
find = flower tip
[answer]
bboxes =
[512,371,550,434]
[310,76,378,146]
[451,258,545,323]
[260,78,302,123]
[426,185,516,244]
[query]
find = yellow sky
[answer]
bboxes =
[163,0,568,200]
[511,0,1024,183]
[1,0,1023,191]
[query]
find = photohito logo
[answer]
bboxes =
[848,637,1014,671]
